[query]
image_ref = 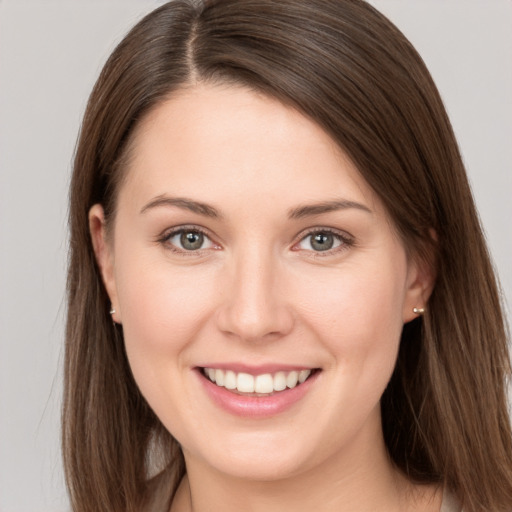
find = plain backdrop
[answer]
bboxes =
[0,1,510,510]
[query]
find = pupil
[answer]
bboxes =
[181,231,203,250]
[311,233,333,251]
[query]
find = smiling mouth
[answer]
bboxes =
[200,367,318,396]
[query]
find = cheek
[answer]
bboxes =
[298,258,407,343]
[114,250,218,369]
[113,252,222,437]
[294,253,407,395]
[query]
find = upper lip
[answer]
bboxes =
[195,363,318,375]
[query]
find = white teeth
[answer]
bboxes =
[224,370,237,390]
[286,371,299,389]
[203,368,314,394]
[237,372,255,393]
[215,369,225,386]
[298,369,311,383]
[255,374,273,394]
[273,372,287,391]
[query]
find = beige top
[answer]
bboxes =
[441,489,463,512]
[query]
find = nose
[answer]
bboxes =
[216,250,294,343]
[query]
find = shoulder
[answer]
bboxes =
[441,489,463,512]
[140,468,173,512]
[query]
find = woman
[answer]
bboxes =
[63,1,512,511]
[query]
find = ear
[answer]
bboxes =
[402,250,436,324]
[89,204,121,323]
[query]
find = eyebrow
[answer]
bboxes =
[140,195,371,220]
[288,199,372,219]
[140,195,221,218]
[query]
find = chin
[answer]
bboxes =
[182,428,322,482]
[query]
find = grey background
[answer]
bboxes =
[0,1,510,510]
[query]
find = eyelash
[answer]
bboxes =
[157,225,355,257]
[293,228,355,257]
[157,225,218,256]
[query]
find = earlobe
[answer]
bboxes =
[89,204,120,323]
[402,253,436,324]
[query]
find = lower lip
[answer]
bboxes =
[196,369,320,418]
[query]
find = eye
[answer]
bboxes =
[295,230,352,253]
[162,228,216,252]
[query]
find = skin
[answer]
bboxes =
[90,83,438,511]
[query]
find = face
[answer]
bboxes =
[90,84,430,482]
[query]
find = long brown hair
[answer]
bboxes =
[63,1,512,510]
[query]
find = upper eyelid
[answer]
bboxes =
[294,226,354,242]
[159,224,214,241]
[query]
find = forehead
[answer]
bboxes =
[119,83,379,214]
